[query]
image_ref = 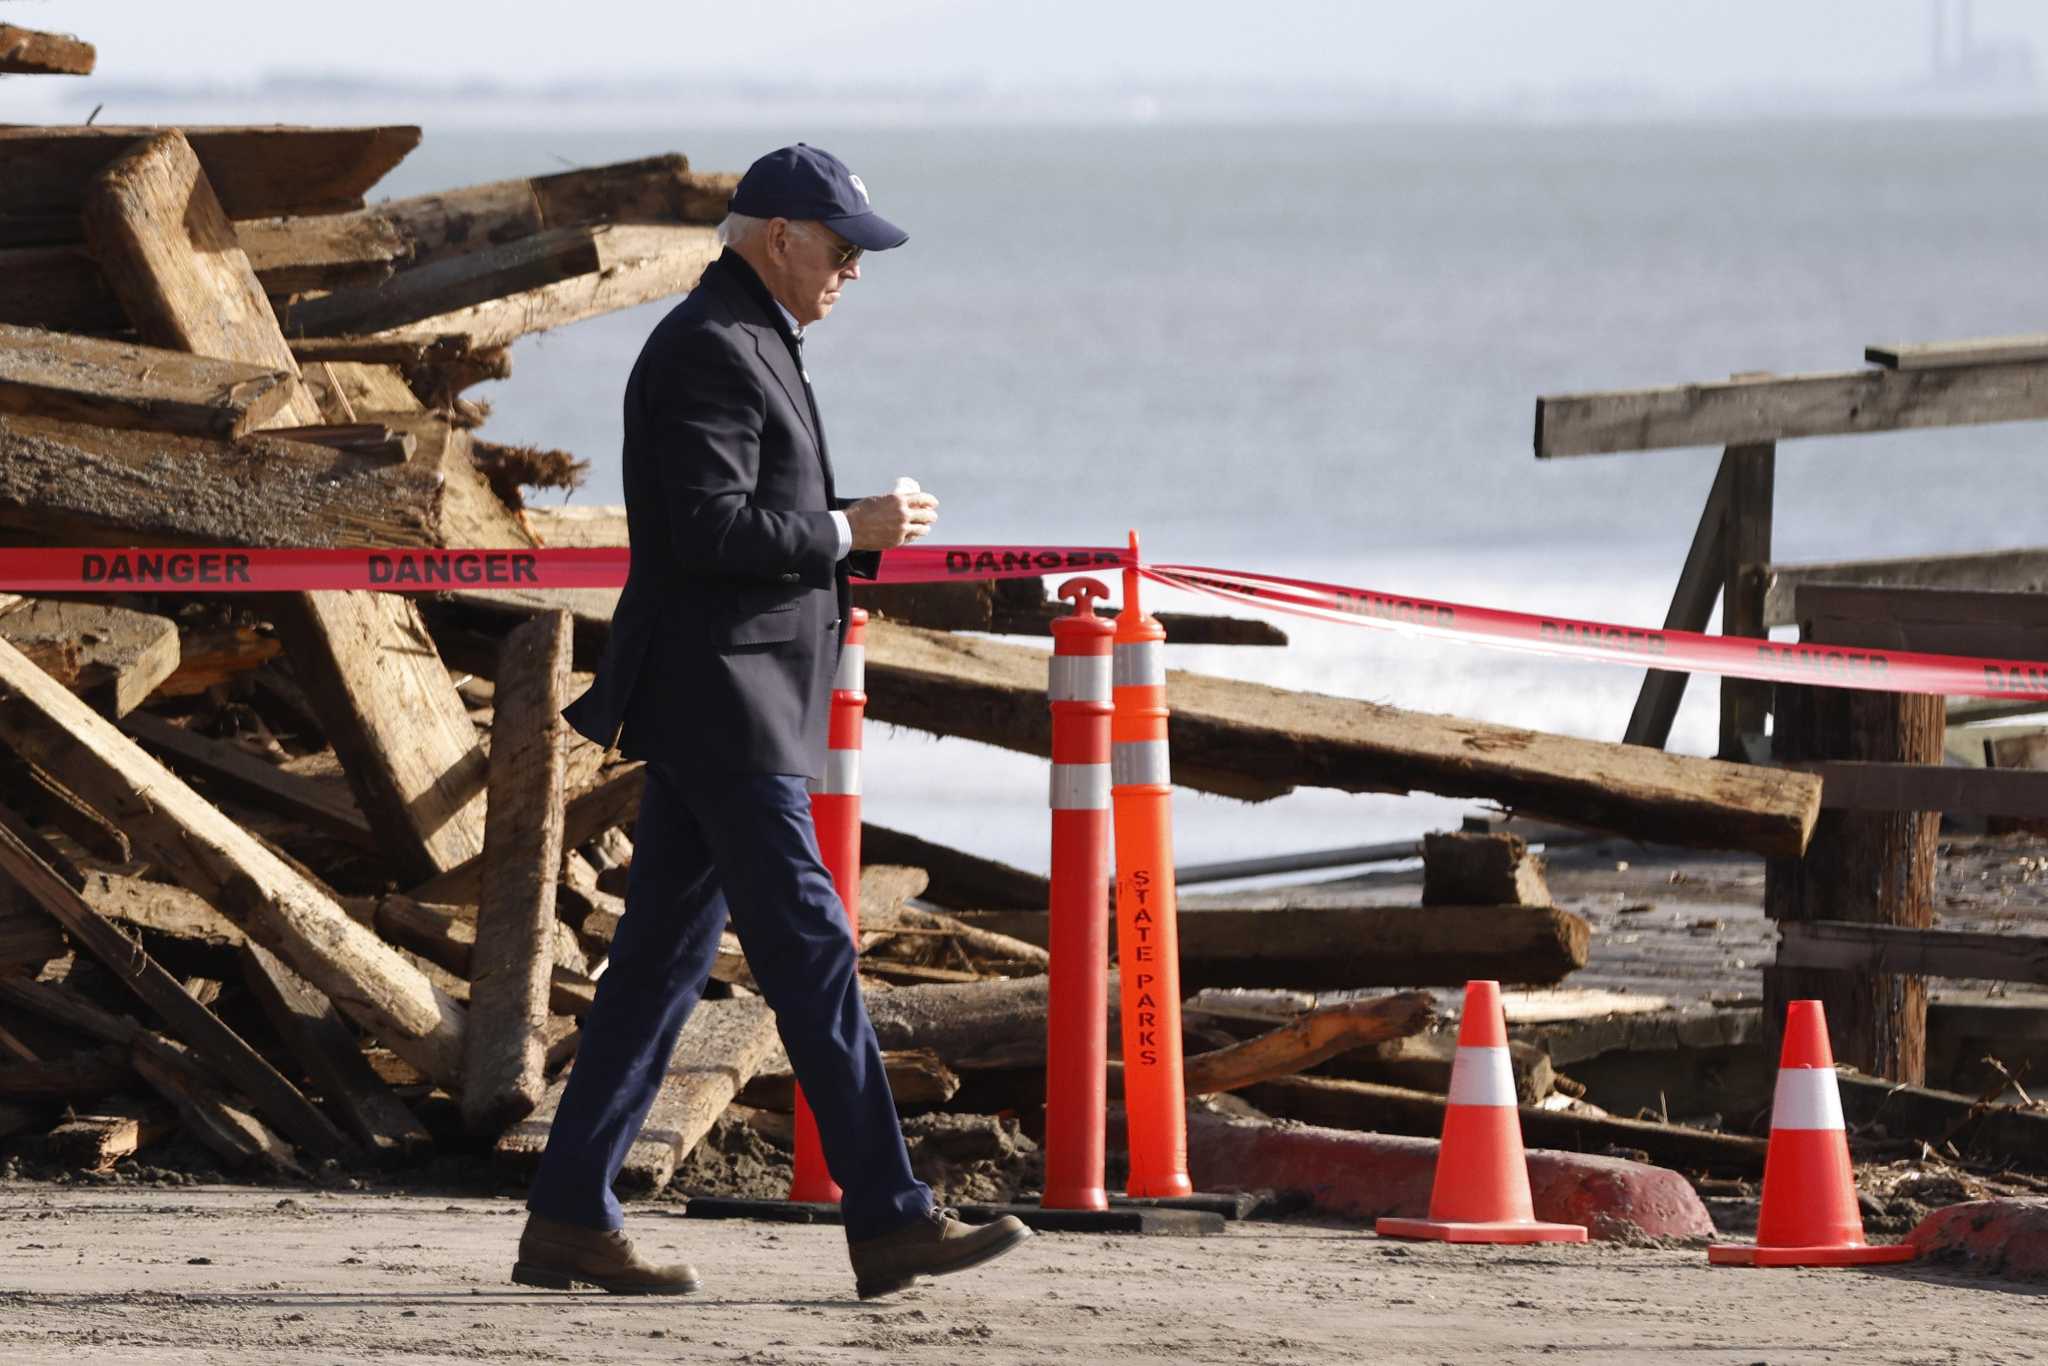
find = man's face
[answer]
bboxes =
[775,220,863,326]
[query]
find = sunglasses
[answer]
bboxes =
[824,235,864,269]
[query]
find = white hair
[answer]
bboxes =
[716,212,769,247]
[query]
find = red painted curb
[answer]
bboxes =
[1908,1199,2048,1281]
[1187,1113,1714,1241]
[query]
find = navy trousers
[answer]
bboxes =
[524,763,932,1241]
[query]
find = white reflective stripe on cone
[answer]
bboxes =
[807,749,860,797]
[1049,653,1112,703]
[1445,1046,1518,1107]
[833,644,866,693]
[1112,640,1165,688]
[1050,762,1111,811]
[1771,1066,1846,1131]
[1111,739,1170,787]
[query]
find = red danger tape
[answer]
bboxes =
[4,544,2042,703]
[0,544,1132,594]
[1140,563,2048,704]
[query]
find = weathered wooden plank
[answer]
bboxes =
[0,414,445,549]
[375,155,734,269]
[0,325,295,437]
[952,904,1589,992]
[237,942,432,1164]
[232,211,406,294]
[1719,443,1775,759]
[0,244,125,332]
[464,612,570,1136]
[1623,453,1730,748]
[367,225,719,349]
[1794,584,2048,663]
[1420,831,1551,908]
[1,125,421,243]
[739,1048,960,1112]
[1765,549,2048,627]
[861,823,1049,911]
[1179,992,1436,1095]
[0,800,357,1160]
[862,618,1822,857]
[1836,1068,2048,1157]
[1867,333,2048,371]
[495,996,779,1192]
[45,1099,174,1170]
[0,599,179,717]
[0,633,468,1085]
[1777,922,2048,986]
[1797,761,2048,817]
[80,131,323,426]
[0,24,95,75]
[0,1046,132,1100]
[1534,361,2048,458]
[282,227,606,338]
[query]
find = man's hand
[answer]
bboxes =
[846,486,938,551]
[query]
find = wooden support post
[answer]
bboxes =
[1764,607,1940,1085]
[464,612,570,1135]
[1718,441,1775,761]
[1622,455,1732,749]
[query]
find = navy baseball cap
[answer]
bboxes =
[728,143,908,251]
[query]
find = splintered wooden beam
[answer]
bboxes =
[0,325,297,439]
[0,414,445,549]
[408,763,646,905]
[1,125,421,245]
[0,24,96,75]
[232,211,408,294]
[464,611,571,1136]
[1180,992,1436,1095]
[375,155,734,269]
[1534,361,2048,457]
[0,634,468,1085]
[0,805,356,1161]
[863,618,1821,857]
[81,131,324,427]
[117,709,376,845]
[366,225,720,349]
[496,996,780,1191]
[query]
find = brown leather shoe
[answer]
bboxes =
[511,1213,701,1294]
[847,1206,1032,1300]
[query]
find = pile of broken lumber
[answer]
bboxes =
[0,95,1838,1198]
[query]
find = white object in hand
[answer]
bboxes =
[894,477,921,495]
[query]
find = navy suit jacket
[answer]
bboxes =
[562,251,877,778]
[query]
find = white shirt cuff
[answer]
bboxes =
[830,510,852,560]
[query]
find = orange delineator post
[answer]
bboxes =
[1042,577,1116,1212]
[1375,980,1588,1244]
[788,607,867,1204]
[1709,999,1918,1267]
[1110,532,1193,1199]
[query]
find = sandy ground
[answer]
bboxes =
[0,1186,2040,1366]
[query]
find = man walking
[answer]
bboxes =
[515,144,1030,1299]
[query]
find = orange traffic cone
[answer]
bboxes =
[1375,980,1587,1244]
[1709,1000,1917,1267]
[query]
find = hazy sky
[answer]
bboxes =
[11,0,2046,95]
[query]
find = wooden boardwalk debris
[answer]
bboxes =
[1422,831,1552,908]
[46,1100,174,1171]
[1179,992,1435,1096]
[0,25,95,76]
[953,904,1590,990]
[81,131,324,427]
[0,325,296,438]
[233,212,409,294]
[409,763,646,906]
[465,612,571,1136]
[862,823,1049,910]
[283,227,607,337]
[0,599,179,718]
[1866,331,2048,370]
[238,942,432,1164]
[0,807,355,1160]
[496,996,779,1192]
[0,632,469,1085]
[861,618,1821,856]
[2,125,420,243]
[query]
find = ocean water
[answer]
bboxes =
[371,121,2048,873]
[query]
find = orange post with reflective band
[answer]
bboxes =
[789,607,868,1204]
[1110,532,1193,1199]
[1042,577,1116,1211]
[1375,980,1588,1244]
[1708,1000,1918,1267]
